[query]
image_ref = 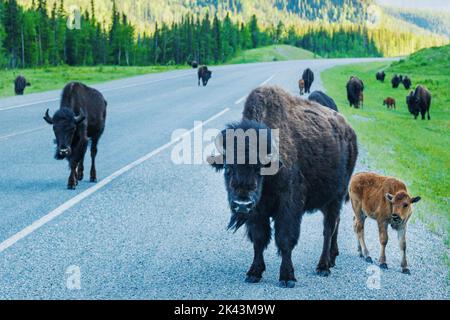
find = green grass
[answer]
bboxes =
[0,65,187,98]
[228,45,318,64]
[322,45,449,238]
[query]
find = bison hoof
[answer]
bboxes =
[77,174,84,181]
[365,256,373,264]
[67,185,76,190]
[380,263,388,270]
[316,269,331,277]
[245,276,262,284]
[279,280,296,288]
[402,268,411,275]
[90,178,97,183]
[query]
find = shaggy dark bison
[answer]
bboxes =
[406,85,431,120]
[14,76,31,95]
[308,90,339,112]
[43,82,107,189]
[302,68,314,94]
[191,60,198,69]
[392,75,401,88]
[207,86,358,287]
[346,76,364,109]
[402,76,412,90]
[198,66,212,87]
[376,71,385,82]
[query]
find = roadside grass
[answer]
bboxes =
[228,44,318,64]
[0,65,188,98]
[322,48,449,240]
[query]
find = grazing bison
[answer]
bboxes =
[376,71,385,82]
[302,68,314,94]
[349,172,421,274]
[346,76,364,109]
[402,76,412,90]
[383,97,396,110]
[43,82,107,189]
[406,85,431,120]
[191,60,198,69]
[207,86,358,287]
[392,74,401,88]
[308,90,339,112]
[298,79,305,95]
[198,66,212,87]
[14,76,31,95]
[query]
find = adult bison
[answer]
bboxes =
[346,76,364,109]
[376,71,385,82]
[392,74,401,88]
[308,90,339,112]
[43,82,107,189]
[191,60,199,69]
[198,66,212,87]
[402,76,412,90]
[207,86,358,287]
[406,85,431,120]
[14,76,31,95]
[302,68,314,94]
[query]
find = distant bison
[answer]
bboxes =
[198,66,212,87]
[346,76,364,109]
[302,68,314,94]
[191,60,198,69]
[308,90,338,112]
[14,76,31,95]
[402,76,412,90]
[392,75,401,88]
[406,85,431,120]
[44,82,107,189]
[298,79,305,95]
[376,71,385,82]
[207,86,358,287]
[383,97,396,110]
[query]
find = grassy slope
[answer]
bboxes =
[322,45,449,240]
[0,65,187,98]
[228,45,318,64]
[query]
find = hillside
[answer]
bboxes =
[228,45,317,64]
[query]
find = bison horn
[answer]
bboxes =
[74,110,86,124]
[43,109,53,124]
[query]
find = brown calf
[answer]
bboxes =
[348,172,421,274]
[298,79,305,95]
[383,97,396,110]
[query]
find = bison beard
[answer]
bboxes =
[209,86,358,288]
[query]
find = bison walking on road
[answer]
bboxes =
[308,90,339,112]
[198,66,212,87]
[407,85,431,120]
[346,76,364,109]
[208,86,358,287]
[302,68,314,94]
[14,76,31,95]
[43,82,107,189]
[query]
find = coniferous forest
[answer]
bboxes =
[0,0,447,69]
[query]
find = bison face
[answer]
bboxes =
[406,92,419,117]
[386,192,421,227]
[208,120,283,230]
[43,108,85,160]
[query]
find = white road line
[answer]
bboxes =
[0,107,230,253]
[0,126,47,141]
[0,73,192,112]
[234,74,276,105]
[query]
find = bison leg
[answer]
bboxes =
[377,221,389,269]
[330,216,341,268]
[397,228,410,274]
[245,216,271,283]
[68,160,78,190]
[317,201,341,276]
[90,138,99,183]
[353,208,371,263]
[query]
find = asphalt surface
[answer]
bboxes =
[0,58,447,300]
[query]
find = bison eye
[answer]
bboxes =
[403,203,408,208]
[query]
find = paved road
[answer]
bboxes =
[0,58,447,300]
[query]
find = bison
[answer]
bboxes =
[207,86,358,287]
[308,90,339,112]
[406,85,431,120]
[392,75,401,88]
[383,97,396,110]
[191,60,199,69]
[43,82,107,189]
[376,71,385,82]
[302,68,314,94]
[349,172,421,274]
[346,76,364,109]
[402,76,412,90]
[198,66,212,87]
[298,79,305,95]
[14,76,31,95]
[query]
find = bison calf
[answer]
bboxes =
[298,79,305,95]
[349,172,421,274]
[383,97,396,110]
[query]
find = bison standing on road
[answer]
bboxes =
[406,85,431,120]
[302,68,314,94]
[308,90,339,112]
[207,86,358,287]
[298,79,305,95]
[402,76,412,90]
[14,76,31,95]
[191,60,198,69]
[43,82,107,189]
[198,66,212,87]
[376,71,385,82]
[346,76,364,109]
[392,75,401,88]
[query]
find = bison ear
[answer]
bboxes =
[411,196,421,204]
[385,193,394,203]
[207,155,224,172]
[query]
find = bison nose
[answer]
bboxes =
[392,214,402,221]
[59,147,70,155]
[231,200,255,214]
